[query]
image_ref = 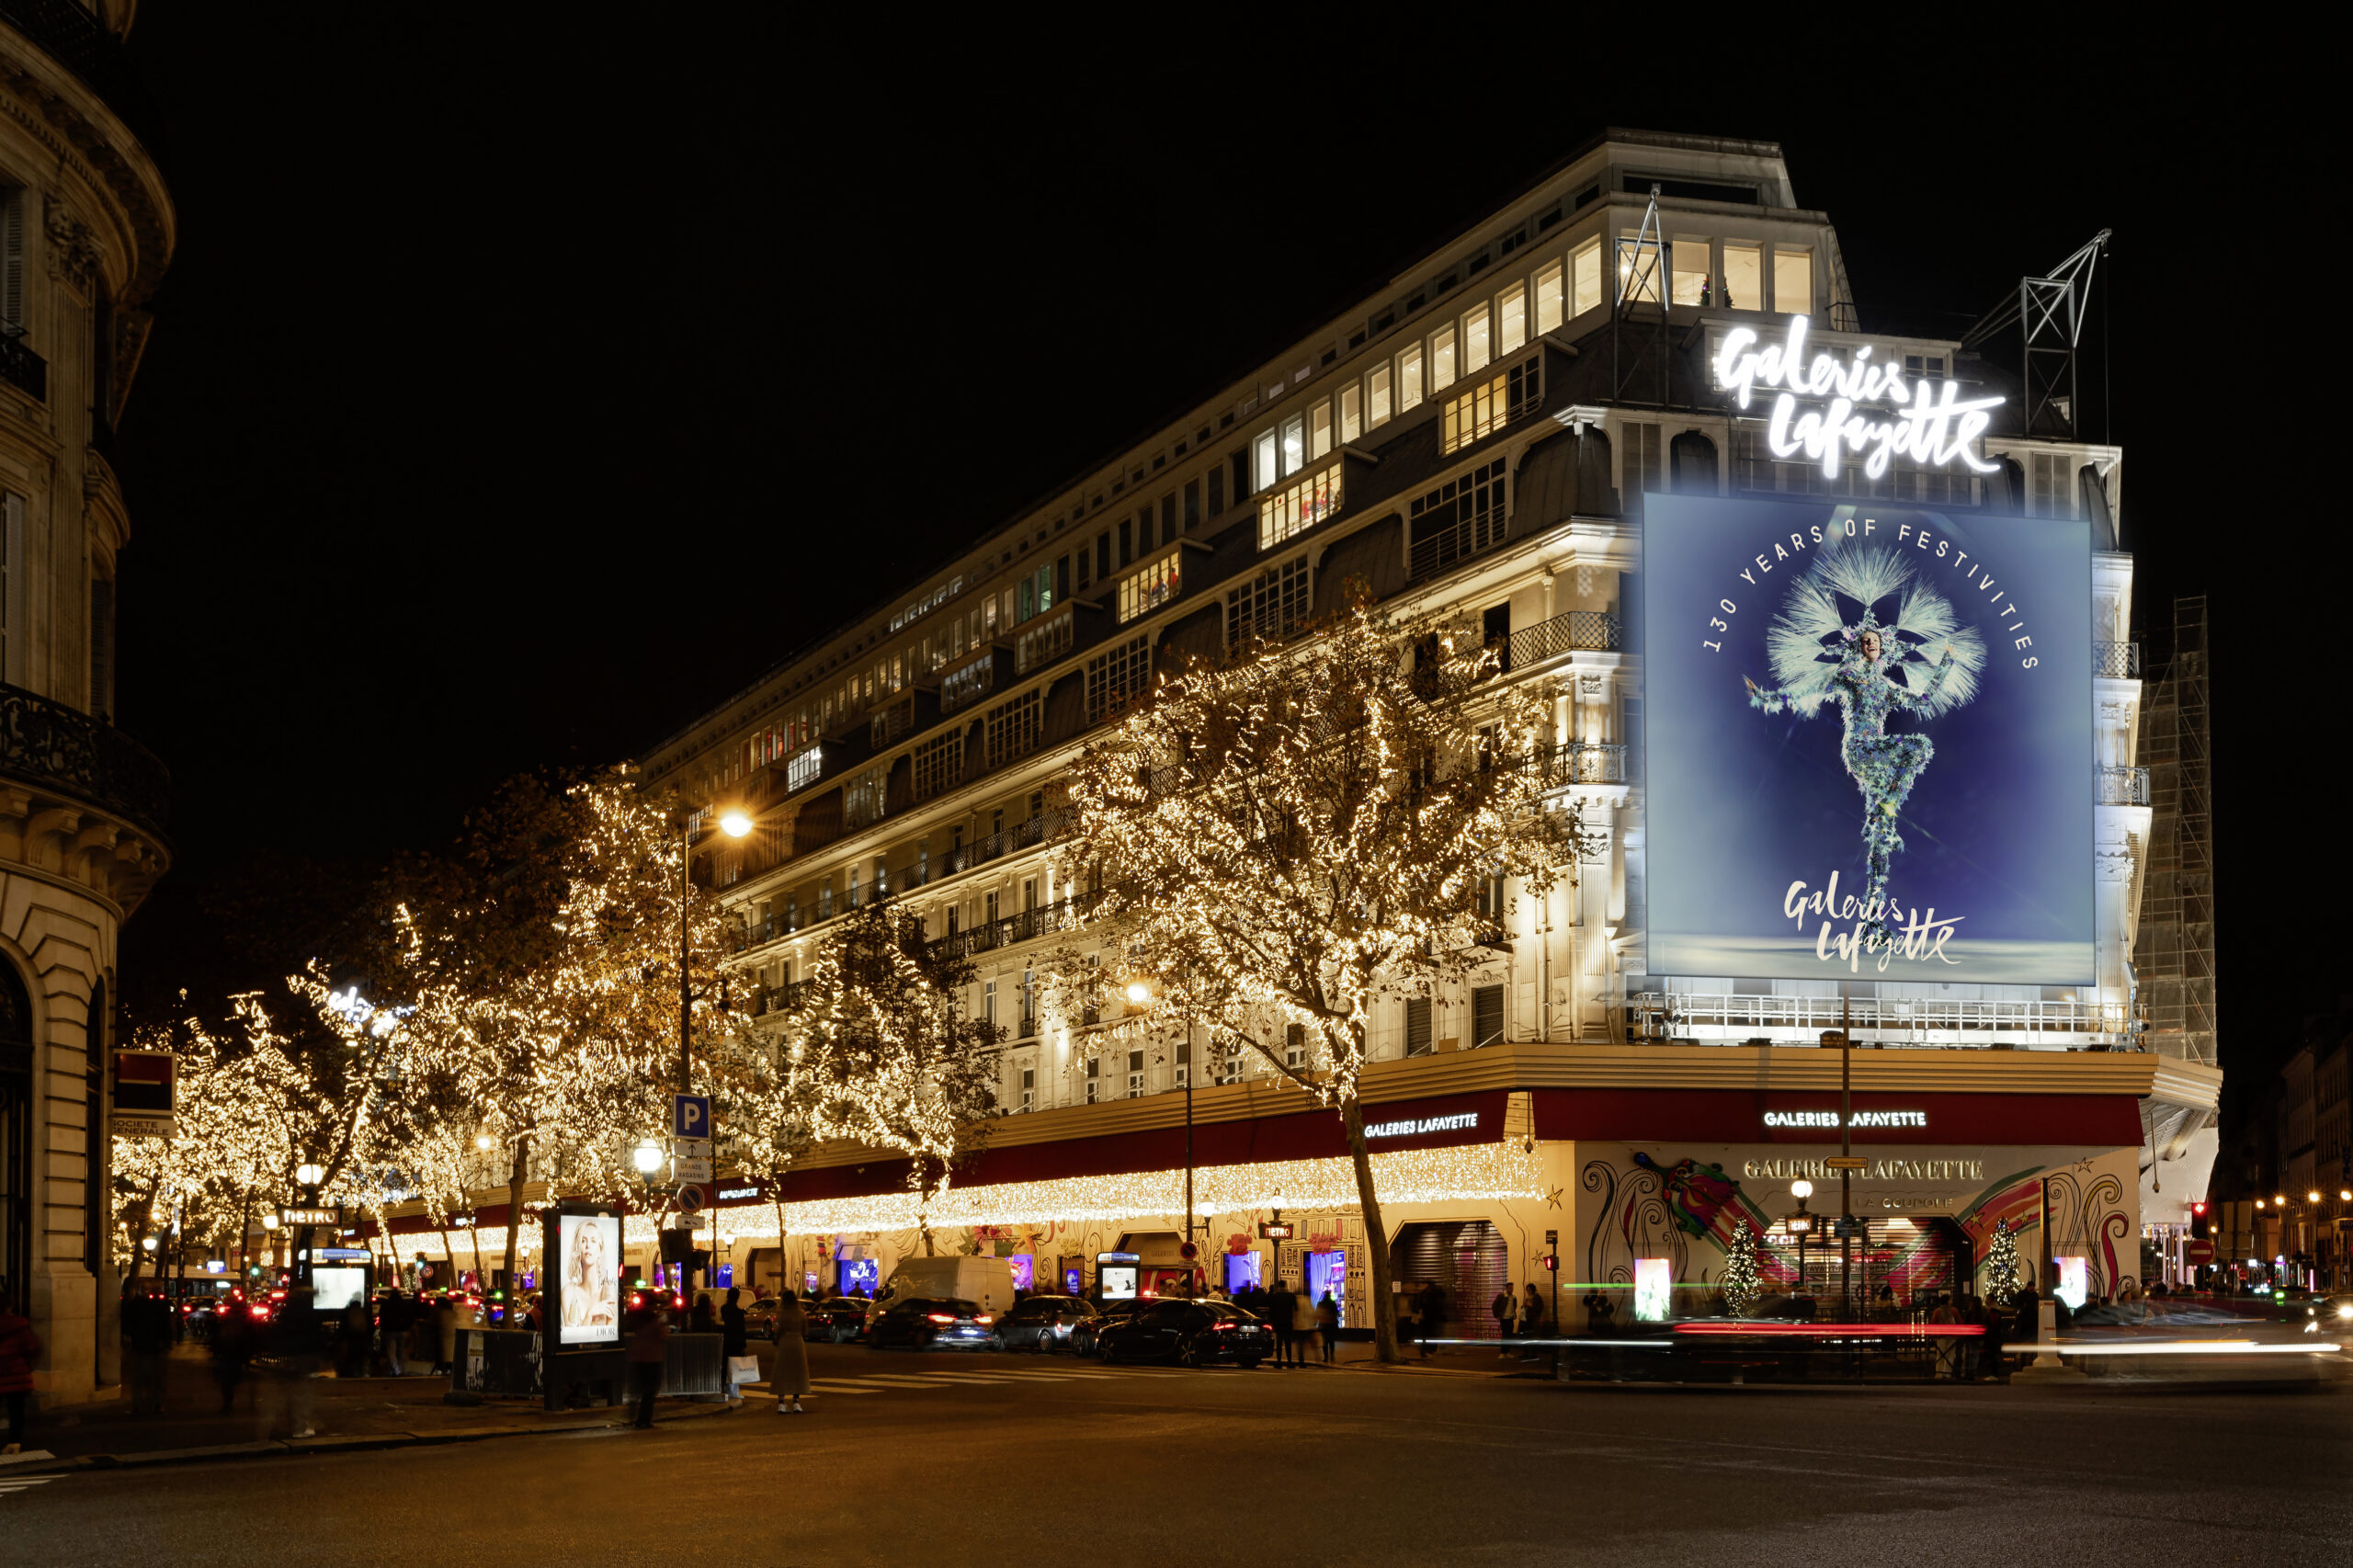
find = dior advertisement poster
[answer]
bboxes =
[1643,494,2095,983]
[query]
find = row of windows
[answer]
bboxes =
[985,688,1041,768]
[1407,459,1508,579]
[1622,235,1814,316]
[1015,609,1073,674]
[1116,552,1181,623]
[1086,635,1152,723]
[912,729,963,802]
[1225,556,1309,653]
[1257,464,1342,551]
[1438,358,1541,456]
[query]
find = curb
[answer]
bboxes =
[6,1399,739,1477]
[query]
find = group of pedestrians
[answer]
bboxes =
[1229,1279,1339,1365]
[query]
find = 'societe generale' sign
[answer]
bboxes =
[1712,316,2003,481]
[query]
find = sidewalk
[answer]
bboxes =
[5,1344,735,1475]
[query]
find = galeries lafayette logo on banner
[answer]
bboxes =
[1364,1111,1480,1139]
[1765,1109,1927,1129]
[1712,317,2004,479]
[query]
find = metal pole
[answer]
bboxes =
[1840,984,1853,1321]
[679,814,693,1304]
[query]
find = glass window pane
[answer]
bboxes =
[1573,239,1602,317]
[1498,283,1526,352]
[1462,305,1491,372]
[1722,244,1761,312]
[1672,238,1710,306]
[1617,236,1661,304]
[1774,249,1813,316]
[1340,383,1361,442]
[1281,414,1304,477]
[1370,364,1392,426]
[1255,429,1278,492]
[1398,344,1423,412]
[1429,325,1455,391]
[1535,262,1563,334]
[1311,400,1331,460]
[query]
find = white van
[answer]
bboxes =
[876,1256,1017,1317]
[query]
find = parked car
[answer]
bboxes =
[1096,1299,1274,1369]
[867,1296,995,1351]
[743,1297,784,1340]
[992,1295,1098,1353]
[1066,1298,1150,1358]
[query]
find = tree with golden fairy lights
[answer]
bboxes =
[1061,592,1581,1362]
[798,901,1002,1256]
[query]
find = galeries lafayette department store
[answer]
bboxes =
[447,1040,2214,1328]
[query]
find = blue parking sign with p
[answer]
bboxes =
[674,1094,711,1140]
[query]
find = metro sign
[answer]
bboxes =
[1712,316,2004,481]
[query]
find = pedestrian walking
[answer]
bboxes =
[277,1287,324,1439]
[1266,1278,1297,1367]
[210,1300,253,1412]
[378,1290,411,1376]
[1315,1291,1339,1363]
[434,1291,460,1376]
[690,1292,718,1335]
[628,1298,670,1428]
[1525,1283,1547,1340]
[340,1294,371,1378]
[721,1287,750,1406]
[771,1290,810,1415]
[1493,1286,1516,1346]
[1416,1281,1447,1360]
[1290,1282,1318,1366]
[0,1298,40,1455]
[123,1286,173,1416]
[1927,1291,1961,1380]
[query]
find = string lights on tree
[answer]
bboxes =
[1983,1219,2020,1309]
[1058,591,1582,1362]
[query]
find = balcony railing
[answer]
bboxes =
[0,332,45,402]
[1627,990,2125,1044]
[2094,642,2143,678]
[0,1,167,155]
[2097,765,2151,806]
[1502,610,1621,670]
[0,680,171,839]
[936,806,1074,878]
[928,893,1095,962]
[1542,742,1628,785]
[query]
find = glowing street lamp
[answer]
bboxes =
[719,810,754,840]
[632,1139,665,1176]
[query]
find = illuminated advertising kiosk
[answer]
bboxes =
[540,1203,627,1411]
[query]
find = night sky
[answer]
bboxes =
[103,24,2325,1118]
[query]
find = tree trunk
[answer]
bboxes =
[121,1177,161,1288]
[500,1135,530,1286]
[774,1195,790,1293]
[1338,1092,1402,1364]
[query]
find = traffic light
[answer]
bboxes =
[1540,1254,1559,1272]
[2189,1201,2211,1240]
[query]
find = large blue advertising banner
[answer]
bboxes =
[1643,494,2094,984]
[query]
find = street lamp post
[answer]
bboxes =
[676,805,751,1301]
[1788,1180,1814,1312]
[294,1161,325,1289]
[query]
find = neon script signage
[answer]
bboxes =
[1365,1111,1480,1139]
[1713,317,2003,480]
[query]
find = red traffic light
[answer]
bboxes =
[1540,1254,1559,1272]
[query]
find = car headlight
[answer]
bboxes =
[2337,1306,2352,1321]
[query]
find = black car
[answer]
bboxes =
[805,1298,871,1343]
[1066,1297,1151,1358]
[992,1295,1098,1353]
[867,1296,995,1351]
[1097,1299,1274,1369]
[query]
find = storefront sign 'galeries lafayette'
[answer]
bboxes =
[1740,1155,1984,1182]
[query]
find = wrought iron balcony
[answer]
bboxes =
[0,1,167,155]
[0,331,44,402]
[927,894,1091,962]
[1543,741,1628,785]
[1502,609,1622,670]
[2097,765,2150,806]
[0,680,170,840]
[2093,642,2142,678]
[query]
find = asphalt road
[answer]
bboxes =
[7,1343,2348,1567]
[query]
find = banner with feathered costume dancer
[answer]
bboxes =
[1643,494,2094,983]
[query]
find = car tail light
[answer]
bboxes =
[974,1315,993,1324]
[926,1312,957,1324]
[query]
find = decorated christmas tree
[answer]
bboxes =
[1721,1221,1762,1315]
[1983,1220,2019,1309]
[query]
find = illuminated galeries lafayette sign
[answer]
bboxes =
[1712,316,2004,479]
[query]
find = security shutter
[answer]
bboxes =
[1472,984,1505,1050]
[0,189,21,332]
[2,494,20,687]
[1405,997,1432,1057]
